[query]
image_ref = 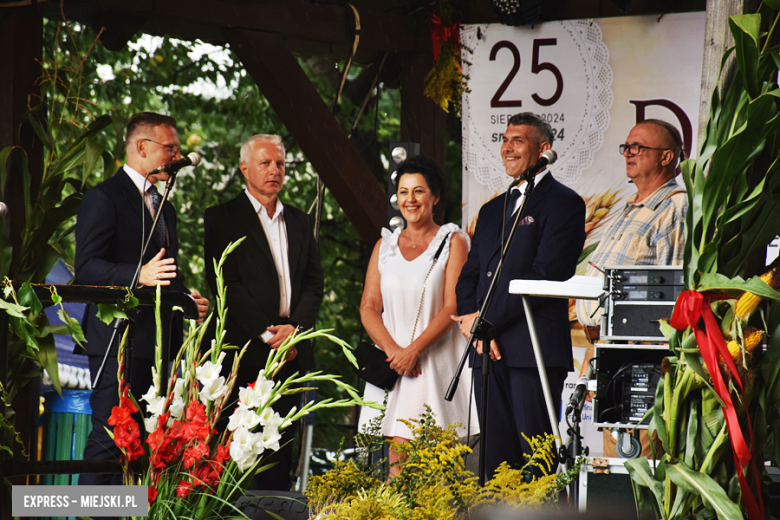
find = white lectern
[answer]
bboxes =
[507,275,603,448]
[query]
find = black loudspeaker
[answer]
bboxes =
[235,491,308,520]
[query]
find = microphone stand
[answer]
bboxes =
[445,170,539,486]
[91,169,181,390]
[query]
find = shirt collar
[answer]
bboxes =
[510,169,550,194]
[626,178,681,210]
[245,188,284,220]
[124,164,156,194]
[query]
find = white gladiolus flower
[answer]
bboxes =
[227,405,262,431]
[196,360,223,385]
[151,367,160,393]
[261,425,282,452]
[199,376,228,404]
[169,397,185,420]
[173,378,185,400]
[229,426,265,472]
[144,415,159,433]
[258,407,284,429]
[141,385,165,416]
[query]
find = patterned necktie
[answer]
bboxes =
[505,188,521,225]
[148,185,169,247]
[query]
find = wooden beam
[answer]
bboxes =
[56,0,423,53]
[226,29,387,245]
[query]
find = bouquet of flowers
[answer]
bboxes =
[108,239,374,519]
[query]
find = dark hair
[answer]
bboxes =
[507,112,554,146]
[125,112,177,146]
[638,119,685,161]
[395,155,445,197]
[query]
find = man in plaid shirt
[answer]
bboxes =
[575,119,687,456]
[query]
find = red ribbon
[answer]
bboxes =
[671,290,765,519]
[430,12,461,64]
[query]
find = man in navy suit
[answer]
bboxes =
[453,113,586,479]
[75,112,208,486]
[204,134,323,490]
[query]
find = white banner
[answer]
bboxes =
[461,12,706,456]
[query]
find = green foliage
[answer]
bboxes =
[631,9,780,520]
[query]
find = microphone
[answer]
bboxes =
[510,149,557,187]
[156,152,201,174]
[0,202,7,217]
[565,375,589,416]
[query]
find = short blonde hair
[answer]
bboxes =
[240,135,285,163]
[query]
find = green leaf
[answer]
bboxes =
[764,0,780,12]
[0,298,29,318]
[730,14,762,99]
[36,333,61,397]
[697,272,780,300]
[665,463,743,520]
[17,282,43,316]
[57,308,86,347]
[96,303,127,325]
[625,457,664,519]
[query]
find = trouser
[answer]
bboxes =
[473,363,568,481]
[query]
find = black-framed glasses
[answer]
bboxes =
[619,143,668,156]
[142,138,181,156]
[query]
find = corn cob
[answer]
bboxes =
[726,327,763,360]
[735,269,780,318]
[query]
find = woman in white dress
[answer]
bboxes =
[358,155,479,477]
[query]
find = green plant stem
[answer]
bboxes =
[761,12,780,54]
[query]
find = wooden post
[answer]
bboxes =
[697,0,760,146]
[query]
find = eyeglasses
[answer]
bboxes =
[142,138,181,156]
[619,143,668,156]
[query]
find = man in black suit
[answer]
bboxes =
[75,112,208,486]
[204,134,323,490]
[453,113,586,480]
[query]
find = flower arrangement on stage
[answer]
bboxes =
[305,406,579,519]
[625,9,780,520]
[108,238,373,519]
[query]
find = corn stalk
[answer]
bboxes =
[626,8,780,520]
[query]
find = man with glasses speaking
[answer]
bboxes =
[575,119,687,457]
[75,112,209,486]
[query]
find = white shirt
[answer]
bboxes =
[124,164,160,216]
[245,189,292,319]
[508,169,550,216]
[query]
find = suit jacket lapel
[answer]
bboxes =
[285,208,303,277]
[116,169,157,252]
[488,174,555,262]
[237,192,275,266]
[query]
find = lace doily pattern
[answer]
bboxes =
[461,20,613,196]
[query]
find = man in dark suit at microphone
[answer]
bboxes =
[453,113,586,479]
[75,112,208,486]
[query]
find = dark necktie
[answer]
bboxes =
[148,185,168,247]
[505,188,521,225]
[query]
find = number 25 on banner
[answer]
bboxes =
[490,39,563,108]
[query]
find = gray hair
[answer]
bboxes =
[240,134,285,163]
[507,113,554,147]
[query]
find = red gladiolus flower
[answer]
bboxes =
[184,441,210,469]
[148,486,157,504]
[176,479,192,498]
